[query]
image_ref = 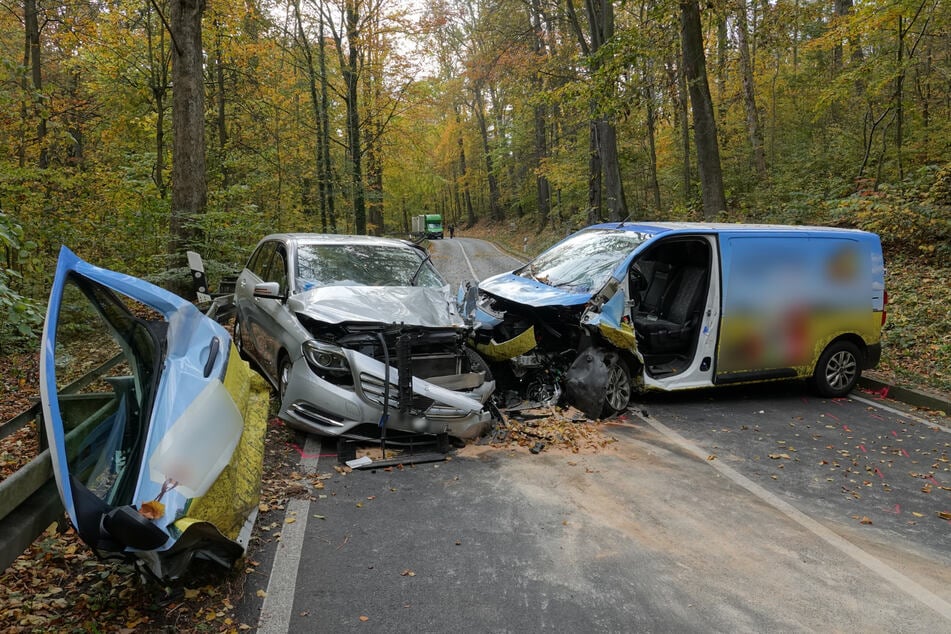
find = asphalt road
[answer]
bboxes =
[240,237,951,632]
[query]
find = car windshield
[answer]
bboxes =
[295,243,446,289]
[520,229,651,292]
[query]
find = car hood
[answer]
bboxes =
[478,272,593,308]
[289,285,464,328]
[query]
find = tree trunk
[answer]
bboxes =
[735,0,767,178]
[169,0,208,265]
[680,0,727,219]
[213,19,229,187]
[645,84,662,212]
[344,0,366,234]
[473,85,502,220]
[318,19,336,232]
[147,3,168,198]
[23,0,47,169]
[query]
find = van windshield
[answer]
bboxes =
[520,229,651,293]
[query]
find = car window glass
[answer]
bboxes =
[295,244,446,289]
[524,229,650,292]
[267,249,287,287]
[53,274,163,507]
[249,243,275,278]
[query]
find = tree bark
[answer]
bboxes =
[472,84,502,220]
[23,0,47,168]
[680,0,727,219]
[735,0,767,178]
[169,0,208,265]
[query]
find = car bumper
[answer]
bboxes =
[279,349,494,440]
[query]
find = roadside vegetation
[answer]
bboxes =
[1,0,949,629]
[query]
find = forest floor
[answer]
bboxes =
[0,217,947,632]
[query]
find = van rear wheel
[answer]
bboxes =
[813,341,860,398]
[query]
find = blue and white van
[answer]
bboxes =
[472,222,886,418]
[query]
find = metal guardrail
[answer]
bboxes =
[0,294,236,573]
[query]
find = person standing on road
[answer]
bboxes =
[449,224,455,239]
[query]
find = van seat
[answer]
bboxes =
[634,266,706,354]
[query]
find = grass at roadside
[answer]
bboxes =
[458,217,951,395]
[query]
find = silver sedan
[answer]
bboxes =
[233,234,494,441]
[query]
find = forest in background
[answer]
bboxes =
[0,0,949,386]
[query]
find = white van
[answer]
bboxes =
[472,222,886,418]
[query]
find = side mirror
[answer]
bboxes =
[253,281,282,299]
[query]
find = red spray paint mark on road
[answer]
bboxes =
[870,414,885,421]
[928,476,941,486]
[901,449,910,458]
[826,413,840,421]
[883,504,900,514]
[874,468,884,479]
[891,430,898,437]
[289,443,337,460]
[842,424,852,432]
[859,444,867,453]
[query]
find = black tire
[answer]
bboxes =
[233,319,249,360]
[602,356,632,417]
[813,340,861,398]
[278,355,292,401]
[463,347,494,382]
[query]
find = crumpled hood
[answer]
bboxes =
[289,285,464,328]
[479,272,593,308]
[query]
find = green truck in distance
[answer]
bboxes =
[412,214,443,239]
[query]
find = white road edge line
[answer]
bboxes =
[635,411,951,623]
[486,240,527,266]
[257,434,321,634]
[851,394,951,434]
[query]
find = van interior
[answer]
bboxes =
[629,238,711,378]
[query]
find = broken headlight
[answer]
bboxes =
[476,291,504,319]
[303,340,351,380]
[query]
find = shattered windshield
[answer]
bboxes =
[295,243,446,289]
[521,229,651,292]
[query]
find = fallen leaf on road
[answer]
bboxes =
[768,453,791,460]
[359,615,370,622]
[938,512,951,521]
[257,590,267,598]
[400,569,416,577]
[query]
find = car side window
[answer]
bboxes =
[267,248,287,288]
[249,243,275,279]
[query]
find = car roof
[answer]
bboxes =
[258,233,421,249]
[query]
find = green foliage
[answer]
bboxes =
[827,165,951,259]
[0,212,43,349]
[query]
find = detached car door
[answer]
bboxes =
[40,246,261,580]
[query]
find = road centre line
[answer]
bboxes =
[850,394,951,434]
[454,239,480,280]
[257,434,321,634]
[635,411,951,623]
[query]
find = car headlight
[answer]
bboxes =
[302,340,351,375]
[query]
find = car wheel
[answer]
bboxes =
[463,347,493,382]
[233,319,248,360]
[278,355,292,401]
[602,356,632,416]
[813,340,861,398]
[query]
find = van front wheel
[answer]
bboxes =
[813,341,861,398]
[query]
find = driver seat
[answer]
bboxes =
[634,266,706,354]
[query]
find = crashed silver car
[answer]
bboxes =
[233,234,495,441]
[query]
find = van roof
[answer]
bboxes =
[588,221,874,237]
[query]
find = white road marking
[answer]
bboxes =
[851,394,951,433]
[257,435,321,633]
[486,240,527,266]
[635,411,951,623]
[454,239,480,280]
